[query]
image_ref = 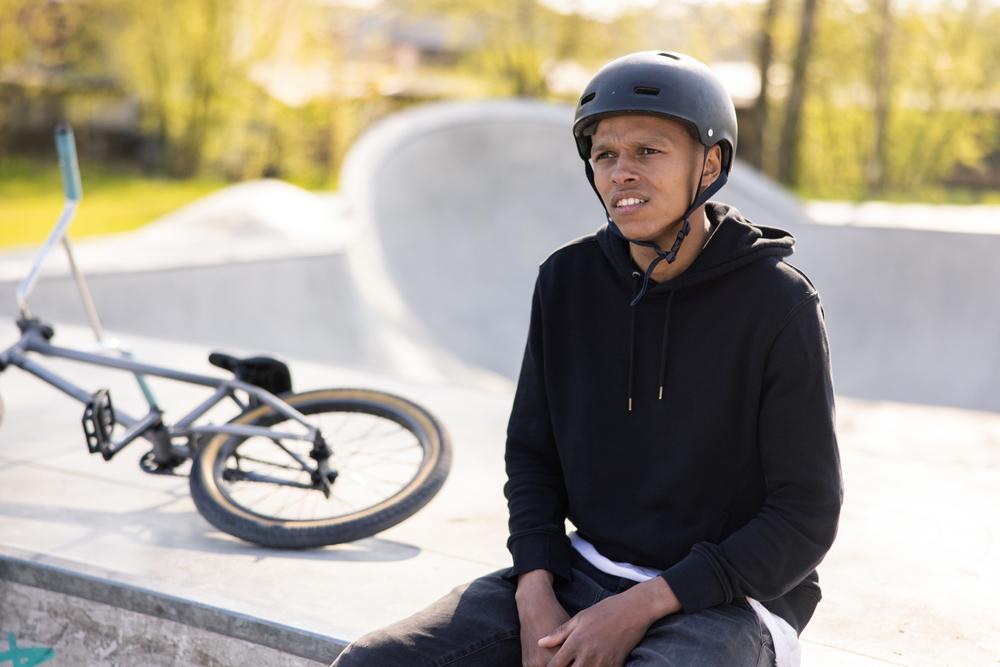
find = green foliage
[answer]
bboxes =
[0,158,222,249]
[97,0,389,186]
[0,0,30,66]
[387,0,641,99]
[1,0,997,204]
[784,0,1000,199]
[882,4,999,192]
[107,0,246,176]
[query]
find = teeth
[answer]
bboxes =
[616,198,644,207]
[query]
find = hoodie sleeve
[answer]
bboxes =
[502,275,573,582]
[660,293,844,612]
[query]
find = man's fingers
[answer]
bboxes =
[543,638,578,667]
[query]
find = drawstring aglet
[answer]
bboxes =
[658,386,663,400]
[628,397,633,412]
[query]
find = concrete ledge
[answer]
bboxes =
[0,548,344,665]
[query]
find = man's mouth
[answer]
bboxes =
[614,197,647,213]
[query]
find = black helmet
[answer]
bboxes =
[573,51,738,306]
[573,51,737,172]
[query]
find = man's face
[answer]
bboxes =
[590,114,714,246]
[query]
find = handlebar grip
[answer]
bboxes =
[55,123,83,201]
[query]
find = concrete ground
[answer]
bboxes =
[2,320,998,665]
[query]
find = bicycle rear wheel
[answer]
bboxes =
[189,388,451,548]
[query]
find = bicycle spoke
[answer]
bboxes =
[338,466,409,490]
[233,453,303,472]
[334,423,405,449]
[336,430,414,459]
[273,485,309,516]
[337,447,422,467]
[267,437,314,473]
[225,468,315,489]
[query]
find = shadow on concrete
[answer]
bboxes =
[0,499,422,563]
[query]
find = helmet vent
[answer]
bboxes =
[580,92,596,105]
[633,86,660,96]
[658,52,680,60]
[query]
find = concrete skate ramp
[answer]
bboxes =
[0,256,382,375]
[342,100,1000,411]
[0,181,397,378]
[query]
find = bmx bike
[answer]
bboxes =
[0,125,451,548]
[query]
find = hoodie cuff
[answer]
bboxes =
[502,532,573,583]
[659,547,729,613]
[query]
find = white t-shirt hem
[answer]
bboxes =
[568,531,800,667]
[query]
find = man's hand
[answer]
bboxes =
[516,570,571,667]
[538,576,681,667]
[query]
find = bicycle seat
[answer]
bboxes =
[208,352,241,373]
[209,352,293,396]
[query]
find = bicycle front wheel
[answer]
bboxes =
[189,388,451,548]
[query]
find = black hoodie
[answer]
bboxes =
[503,202,843,634]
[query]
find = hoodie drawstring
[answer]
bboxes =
[628,272,676,412]
[657,290,675,401]
[628,271,640,412]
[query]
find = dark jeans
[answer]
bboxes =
[331,549,775,666]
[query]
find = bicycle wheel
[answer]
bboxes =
[189,388,451,548]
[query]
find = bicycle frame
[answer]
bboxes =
[0,320,320,464]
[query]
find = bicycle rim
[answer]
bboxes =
[192,389,448,535]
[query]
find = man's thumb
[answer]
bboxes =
[538,621,571,648]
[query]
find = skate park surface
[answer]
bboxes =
[1,100,999,665]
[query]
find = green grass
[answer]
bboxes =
[0,159,225,250]
[795,183,1000,205]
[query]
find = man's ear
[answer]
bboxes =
[701,144,723,188]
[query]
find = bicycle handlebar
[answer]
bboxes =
[16,124,85,320]
[55,123,82,201]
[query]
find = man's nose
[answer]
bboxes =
[610,156,639,184]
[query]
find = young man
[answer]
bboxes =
[332,51,842,667]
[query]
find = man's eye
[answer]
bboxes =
[593,151,613,161]
[640,147,659,155]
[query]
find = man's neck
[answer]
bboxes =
[629,209,711,284]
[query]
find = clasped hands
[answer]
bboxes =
[516,570,681,667]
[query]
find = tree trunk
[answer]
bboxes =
[747,0,782,171]
[866,0,893,195]
[777,0,821,186]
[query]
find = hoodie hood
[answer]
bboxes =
[597,201,795,296]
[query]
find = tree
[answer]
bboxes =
[0,0,32,155]
[884,2,998,193]
[107,0,305,177]
[866,0,893,195]
[0,0,109,155]
[791,0,998,199]
[777,0,821,186]
[388,0,622,99]
[747,0,783,171]
[109,0,240,176]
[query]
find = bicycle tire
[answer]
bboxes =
[189,388,451,548]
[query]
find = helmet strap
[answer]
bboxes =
[586,146,729,305]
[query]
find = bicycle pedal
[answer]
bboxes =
[139,450,187,476]
[82,388,116,460]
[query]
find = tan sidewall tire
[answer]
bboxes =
[189,388,450,548]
